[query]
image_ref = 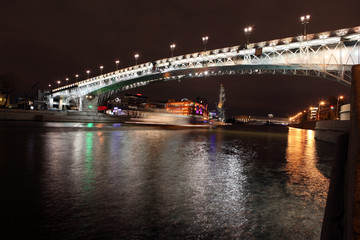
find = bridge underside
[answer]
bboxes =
[90,64,351,96]
[48,64,353,111]
[49,26,359,111]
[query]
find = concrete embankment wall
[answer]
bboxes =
[315,120,350,143]
[288,121,316,130]
[321,65,360,239]
[0,109,129,122]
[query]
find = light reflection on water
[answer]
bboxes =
[0,123,334,239]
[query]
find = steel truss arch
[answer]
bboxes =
[50,26,359,105]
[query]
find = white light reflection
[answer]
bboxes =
[185,132,247,230]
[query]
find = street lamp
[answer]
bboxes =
[75,74,79,82]
[100,66,104,75]
[318,101,325,120]
[48,84,51,88]
[244,26,253,47]
[57,80,61,88]
[65,78,69,85]
[336,95,344,119]
[134,53,139,65]
[170,44,176,57]
[86,70,90,79]
[300,15,311,39]
[115,60,120,70]
[202,36,209,51]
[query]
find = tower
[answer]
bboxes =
[217,84,226,122]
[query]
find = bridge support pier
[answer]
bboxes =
[321,65,360,239]
[76,96,99,112]
[58,98,64,110]
[48,98,54,109]
[346,64,360,239]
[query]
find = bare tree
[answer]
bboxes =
[0,73,20,108]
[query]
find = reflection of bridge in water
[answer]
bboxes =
[49,26,359,111]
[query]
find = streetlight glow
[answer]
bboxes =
[300,14,311,39]
[86,70,90,79]
[115,60,120,70]
[134,54,139,65]
[318,101,325,120]
[337,95,345,119]
[100,66,104,75]
[75,74,79,82]
[202,36,209,51]
[170,44,176,57]
[244,26,253,47]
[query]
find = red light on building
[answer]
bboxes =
[98,106,109,111]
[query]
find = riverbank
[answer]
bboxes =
[288,120,350,143]
[288,121,317,130]
[0,109,129,123]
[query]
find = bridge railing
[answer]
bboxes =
[52,26,359,95]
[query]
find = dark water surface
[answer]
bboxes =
[0,122,334,239]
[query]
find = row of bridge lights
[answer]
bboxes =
[51,15,311,89]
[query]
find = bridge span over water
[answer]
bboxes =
[49,26,360,111]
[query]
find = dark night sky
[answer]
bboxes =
[0,0,359,117]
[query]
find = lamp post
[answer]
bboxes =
[75,74,79,82]
[48,84,51,88]
[170,44,176,57]
[65,78,69,85]
[337,95,344,119]
[202,36,208,51]
[244,26,253,48]
[86,70,90,79]
[318,101,325,120]
[115,60,120,70]
[57,80,61,88]
[134,53,139,65]
[100,66,104,75]
[300,15,311,40]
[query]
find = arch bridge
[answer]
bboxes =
[49,26,360,111]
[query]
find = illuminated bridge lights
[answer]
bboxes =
[50,26,359,111]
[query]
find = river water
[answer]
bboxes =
[0,122,334,239]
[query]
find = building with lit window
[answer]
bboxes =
[308,107,318,120]
[123,93,148,109]
[166,98,209,119]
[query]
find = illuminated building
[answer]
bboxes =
[308,107,318,120]
[166,98,209,119]
[123,93,148,109]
